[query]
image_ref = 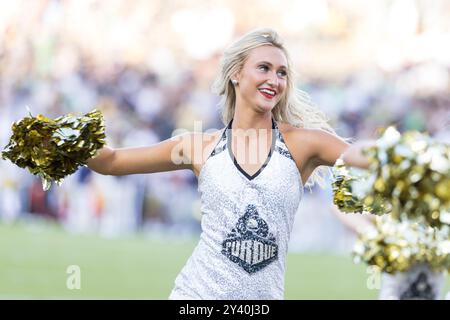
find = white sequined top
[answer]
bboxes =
[169,118,303,299]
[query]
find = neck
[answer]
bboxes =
[231,106,273,131]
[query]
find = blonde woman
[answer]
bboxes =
[87,28,370,299]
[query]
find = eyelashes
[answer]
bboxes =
[258,65,287,77]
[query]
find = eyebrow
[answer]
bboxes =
[257,61,287,69]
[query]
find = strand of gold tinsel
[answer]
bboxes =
[332,158,390,215]
[1,109,106,190]
[353,216,450,274]
[332,127,450,229]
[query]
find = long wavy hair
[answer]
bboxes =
[212,28,337,188]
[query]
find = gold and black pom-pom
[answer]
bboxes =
[353,216,450,274]
[333,127,450,229]
[1,109,106,190]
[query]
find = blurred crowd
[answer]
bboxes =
[0,1,449,253]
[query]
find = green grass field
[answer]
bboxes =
[1,222,448,299]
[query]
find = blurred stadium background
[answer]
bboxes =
[0,0,449,299]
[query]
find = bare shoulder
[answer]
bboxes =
[189,128,226,177]
[277,122,319,140]
[276,122,349,180]
[277,122,318,161]
[278,121,346,147]
[178,129,223,149]
[277,122,334,152]
[204,129,223,140]
[200,129,224,149]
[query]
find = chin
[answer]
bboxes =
[255,98,278,112]
[255,104,275,113]
[259,100,277,110]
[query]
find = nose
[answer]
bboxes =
[266,72,278,88]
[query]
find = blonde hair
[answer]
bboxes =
[212,28,336,188]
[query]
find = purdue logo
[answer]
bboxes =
[222,204,278,274]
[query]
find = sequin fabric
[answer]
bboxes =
[169,119,303,299]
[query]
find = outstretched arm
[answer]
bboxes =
[87,133,196,176]
[307,129,372,169]
[341,140,373,169]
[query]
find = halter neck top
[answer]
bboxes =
[169,118,303,299]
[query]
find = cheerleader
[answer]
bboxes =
[59,29,373,299]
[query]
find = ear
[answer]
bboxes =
[236,71,242,83]
[232,69,242,83]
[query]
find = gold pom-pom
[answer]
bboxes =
[1,109,106,190]
[333,127,449,228]
[353,217,450,274]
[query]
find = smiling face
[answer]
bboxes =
[234,45,288,114]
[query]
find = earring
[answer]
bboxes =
[231,79,238,86]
